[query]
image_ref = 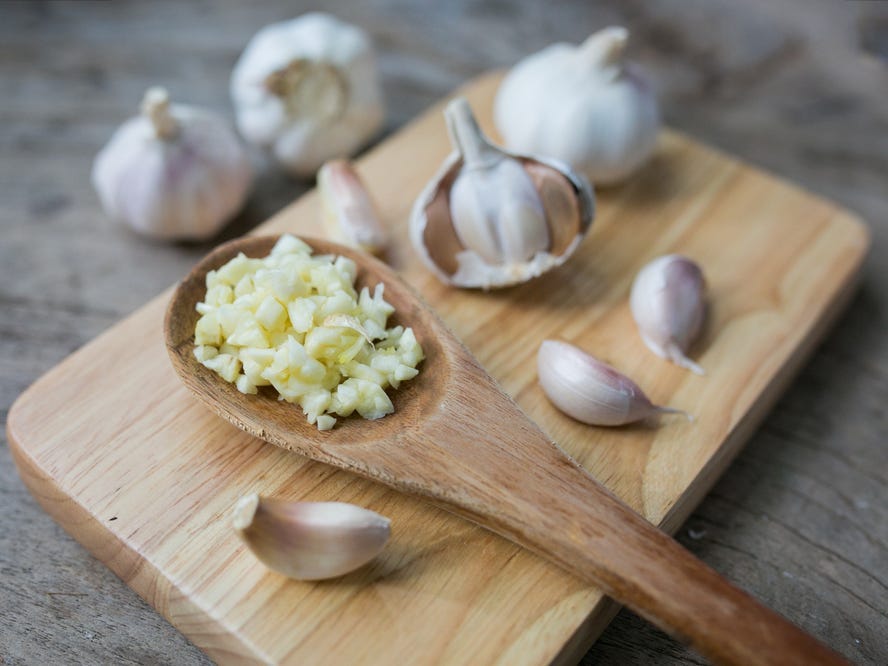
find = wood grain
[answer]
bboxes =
[2,2,887,665]
[165,235,848,665]
[7,72,868,665]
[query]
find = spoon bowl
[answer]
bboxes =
[164,234,846,666]
[165,235,448,453]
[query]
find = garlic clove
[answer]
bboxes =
[233,494,391,581]
[494,26,660,186]
[410,97,594,289]
[630,255,706,375]
[92,87,252,241]
[318,159,388,254]
[537,340,690,426]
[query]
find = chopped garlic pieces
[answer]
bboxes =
[194,234,423,429]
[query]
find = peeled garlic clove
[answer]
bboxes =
[230,13,385,177]
[494,26,659,186]
[233,494,391,581]
[630,255,706,375]
[92,87,252,241]
[537,340,689,426]
[410,97,594,289]
[318,160,388,254]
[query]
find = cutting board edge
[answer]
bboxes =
[659,230,868,536]
[5,411,273,666]
[5,65,874,665]
[6,207,870,666]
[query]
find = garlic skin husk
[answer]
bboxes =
[230,13,385,178]
[537,340,689,426]
[92,87,252,241]
[233,494,391,581]
[630,255,706,375]
[494,26,659,186]
[318,159,388,254]
[410,97,595,289]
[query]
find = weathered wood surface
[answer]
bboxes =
[0,1,885,664]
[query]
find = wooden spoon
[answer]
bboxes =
[165,235,847,666]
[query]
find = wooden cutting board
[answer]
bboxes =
[7,73,868,665]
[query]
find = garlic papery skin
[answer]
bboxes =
[630,255,706,375]
[233,494,391,581]
[410,97,595,289]
[230,13,385,178]
[318,159,388,254]
[494,26,660,186]
[537,340,689,426]
[92,87,252,241]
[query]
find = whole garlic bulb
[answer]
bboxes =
[494,26,659,186]
[92,87,252,241]
[230,13,385,177]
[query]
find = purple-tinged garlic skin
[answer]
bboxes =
[630,255,706,375]
[537,340,688,426]
[318,159,388,254]
[92,87,252,241]
[233,494,391,581]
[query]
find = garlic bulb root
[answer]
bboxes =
[410,97,594,289]
[537,340,690,426]
[92,87,252,241]
[264,59,348,121]
[230,13,385,177]
[494,26,660,186]
[233,493,391,581]
[318,159,388,254]
[630,255,706,375]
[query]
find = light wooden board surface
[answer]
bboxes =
[6,71,869,664]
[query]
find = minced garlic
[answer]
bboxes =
[193,234,423,430]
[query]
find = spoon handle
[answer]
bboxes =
[446,454,847,666]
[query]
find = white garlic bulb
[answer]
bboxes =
[630,254,707,374]
[494,26,659,186]
[410,98,594,289]
[233,494,391,581]
[537,340,689,426]
[230,13,385,178]
[92,87,252,241]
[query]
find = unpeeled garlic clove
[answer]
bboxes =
[233,494,391,580]
[318,159,388,254]
[630,255,706,375]
[410,97,594,289]
[537,340,690,426]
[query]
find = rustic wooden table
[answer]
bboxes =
[1,1,885,664]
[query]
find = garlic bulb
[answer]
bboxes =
[494,26,659,185]
[537,340,689,426]
[631,255,706,374]
[92,87,252,241]
[318,159,388,254]
[233,494,391,581]
[230,13,385,177]
[410,97,594,289]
